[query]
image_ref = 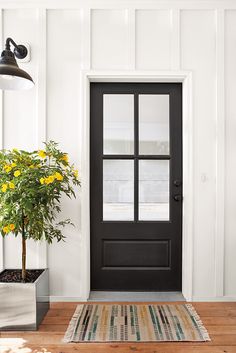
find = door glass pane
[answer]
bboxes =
[139,160,169,220]
[103,94,134,154]
[103,160,134,221]
[139,95,169,155]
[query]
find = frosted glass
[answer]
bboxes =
[103,160,134,221]
[139,160,169,220]
[139,95,169,155]
[103,94,134,154]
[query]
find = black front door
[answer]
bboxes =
[90,82,182,291]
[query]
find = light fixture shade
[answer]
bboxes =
[0,47,34,90]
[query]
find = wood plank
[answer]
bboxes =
[1,302,236,352]
[1,332,236,346]
[50,302,79,309]
[46,309,75,317]
[0,344,235,353]
[41,316,71,324]
[207,325,236,334]
[38,324,69,332]
[202,316,236,325]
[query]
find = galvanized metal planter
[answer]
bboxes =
[0,269,49,331]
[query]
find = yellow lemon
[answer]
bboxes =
[40,177,45,184]
[55,172,63,181]
[14,170,21,177]
[9,224,15,231]
[3,226,9,234]
[38,150,47,158]
[9,182,15,189]
[1,184,8,192]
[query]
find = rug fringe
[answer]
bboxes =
[63,305,84,343]
[185,304,211,341]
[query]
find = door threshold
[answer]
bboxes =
[89,291,185,302]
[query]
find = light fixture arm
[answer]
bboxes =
[0,36,34,90]
[5,37,28,60]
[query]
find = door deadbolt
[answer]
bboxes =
[173,180,182,187]
[173,194,183,202]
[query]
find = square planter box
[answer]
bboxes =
[0,269,49,330]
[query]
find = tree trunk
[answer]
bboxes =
[21,216,26,282]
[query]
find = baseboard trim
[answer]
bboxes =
[50,296,88,302]
[192,296,236,302]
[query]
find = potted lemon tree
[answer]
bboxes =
[0,141,80,330]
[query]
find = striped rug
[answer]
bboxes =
[63,304,210,342]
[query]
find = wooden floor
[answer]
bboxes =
[1,302,236,353]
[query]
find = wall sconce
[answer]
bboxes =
[0,37,34,90]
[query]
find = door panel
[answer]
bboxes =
[90,82,182,291]
[102,240,170,268]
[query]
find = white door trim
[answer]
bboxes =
[80,70,193,301]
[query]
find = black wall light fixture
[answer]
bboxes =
[0,37,34,90]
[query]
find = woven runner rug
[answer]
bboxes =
[63,304,210,342]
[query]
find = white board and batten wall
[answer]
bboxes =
[0,0,235,302]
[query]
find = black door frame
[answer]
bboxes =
[79,72,193,300]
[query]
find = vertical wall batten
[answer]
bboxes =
[127,9,136,70]
[37,8,47,145]
[0,9,3,272]
[181,71,194,301]
[36,8,48,268]
[224,10,236,297]
[81,8,91,70]
[171,9,180,70]
[80,7,91,300]
[215,9,225,297]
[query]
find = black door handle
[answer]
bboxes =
[173,194,183,201]
[174,180,182,187]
